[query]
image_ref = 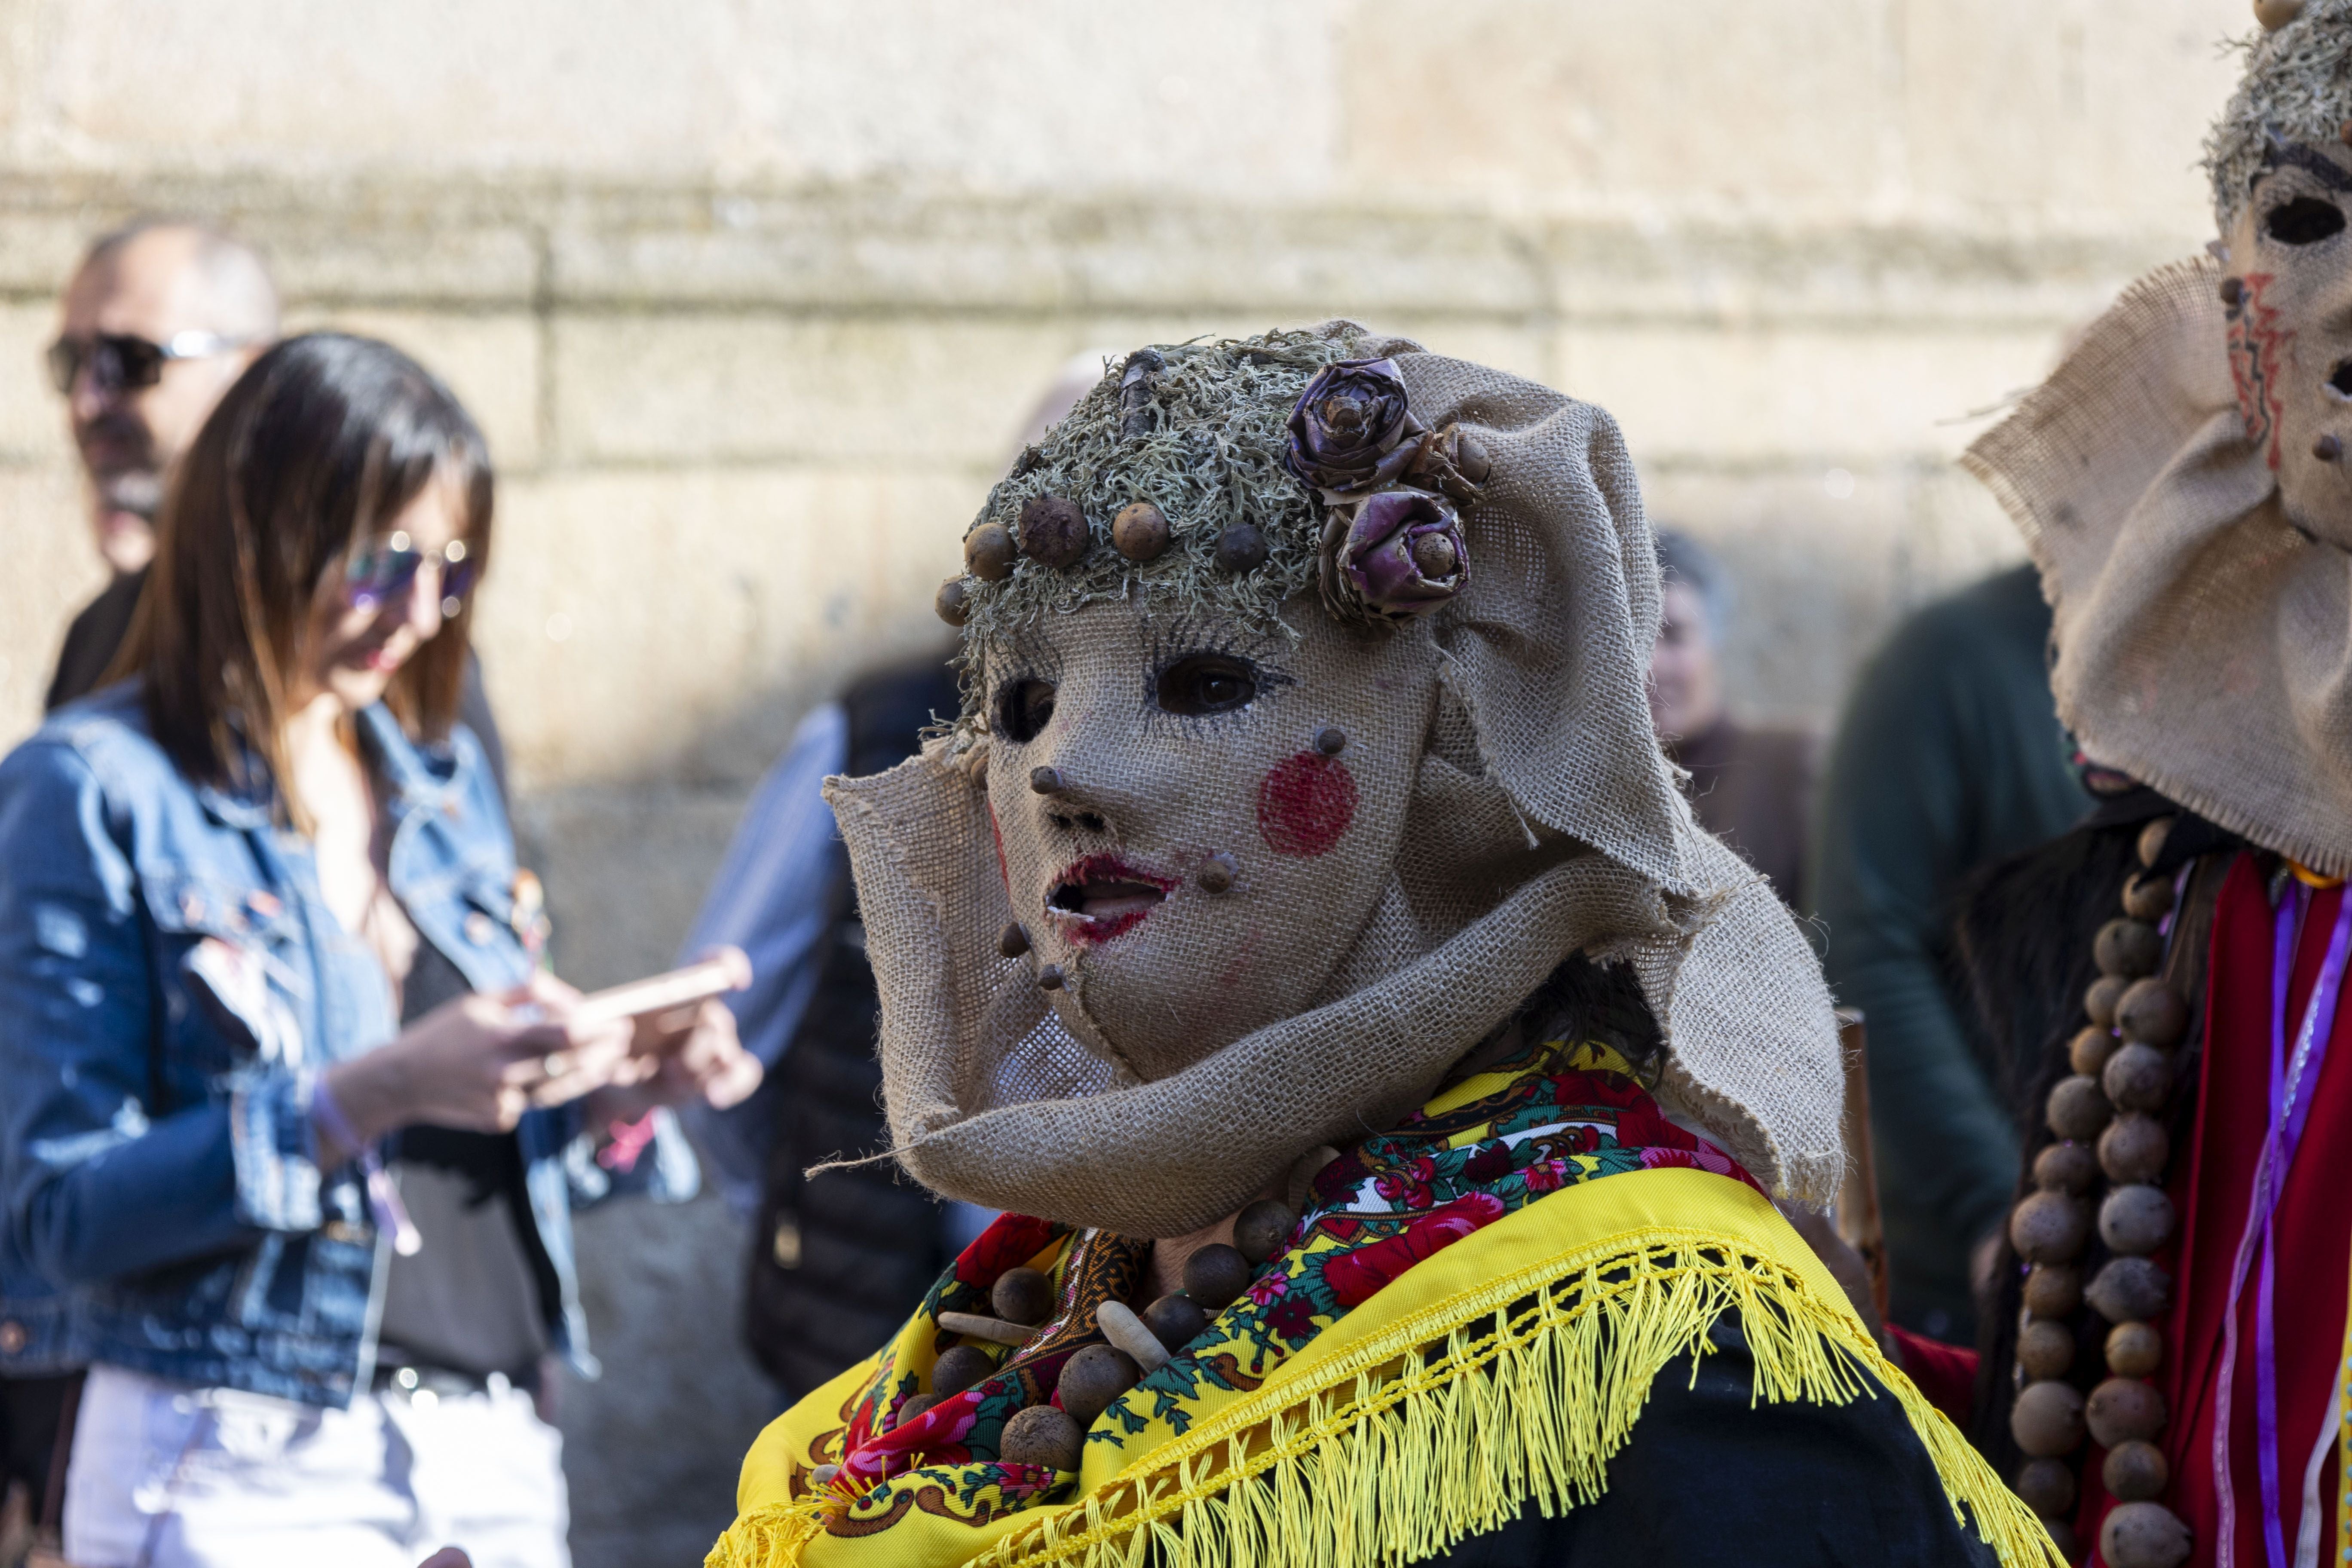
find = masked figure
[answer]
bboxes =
[1946,4,2352,1565]
[709,328,2052,1568]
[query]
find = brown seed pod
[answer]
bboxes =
[2102,1043,2173,1115]
[1233,1199,1299,1265]
[1112,501,1170,562]
[2102,1439,2170,1503]
[999,923,1031,959]
[1182,1243,1252,1310]
[2105,1320,2164,1380]
[2010,1378,2088,1458]
[2018,1318,2076,1380]
[2015,1456,2077,1518]
[2086,974,2131,1028]
[2095,919,2162,979]
[2098,1184,2175,1256]
[1313,727,1348,756]
[1197,852,1238,894]
[2087,1257,2173,1323]
[2010,1190,2091,1264]
[2137,816,2176,869]
[2068,1026,2119,1077]
[1018,495,1090,568]
[935,578,972,626]
[1409,530,1461,581]
[2046,1075,2114,1142]
[2024,1263,2083,1319]
[1454,433,1492,484]
[1038,965,1066,992]
[2034,1141,2099,1194]
[999,1404,1084,1471]
[933,1344,997,1399]
[965,523,1017,582]
[894,1392,940,1428]
[1214,523,1269,573]
[2101,1501,2191,1568]
[2115,979,2188,1048]
[1056,1344,1140,1429]
[2099,1113,2170,1185]
[1140,1292,1208,1352]
[2220,276,2247,309]
[2086,1377,2167,1449]
[992,1266,1054,1326]
[2121,872,2177,921]
[1030,766,1066,795]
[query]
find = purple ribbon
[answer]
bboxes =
[2212,884,2352,1568]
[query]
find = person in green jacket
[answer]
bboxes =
[1808,563,2084,1343]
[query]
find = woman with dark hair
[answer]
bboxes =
[0,334,758,1568]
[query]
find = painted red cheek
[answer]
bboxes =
[1256,752,1359,858]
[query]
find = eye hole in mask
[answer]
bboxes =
[2266,196,2347,245]
[995,678,1057,743]
[1154,654,1259,717]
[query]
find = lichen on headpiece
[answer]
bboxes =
[2206,0,2352,229]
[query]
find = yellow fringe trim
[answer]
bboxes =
[708,1225,2059,1568]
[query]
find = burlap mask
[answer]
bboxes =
[827,325,1844,1237]
[1966,0,2352,876]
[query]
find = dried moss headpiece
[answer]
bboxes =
[2207,0,2352,230]
[938,323,1491,735]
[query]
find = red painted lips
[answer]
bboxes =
[1044,854,1176,944]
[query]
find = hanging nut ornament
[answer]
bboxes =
[2010,1189,2091,1263]
[2034,1140,2098,1194]
[1111,501,1170,562]
[894,1392,940,1428]
[2087,1256,2173,1323]
[1018,495,1090,568]
[992,1266,1054,1326]
[2069,1025,2119,1077]
[1182,1244,1252,1310]
[2095,919,2163,979]
[2121,872,2176,921]
[2101,1501,2192,1568]
[2024,1263,2083,1319]
[2086,1378,2167,1448]
[2103,1439,2170,1503]
[2100,1113,2170,1185]
[1197,852,1238,894]
[1056,1344,1141,1428]
[1000,1405,1084,1472]
[1000,923,1032,959]
[2106,1320,2164,1380]
[2137,815,2177,869]
[936,578,973,626]
[2115,979,2188,1048]
[1233,1199,1299,1265]
[2102,1042,2173,1114]
[2086,974,2131,1028]
[2015,1456,2077,1517]
[966,523,1017,582]
[1214,522,1269,573]
[933,1344,996,1399]
[2098,1183,2175,1256]
[2018,1318,2076,1379]
[2046,1075,2114,1141]
[1140,1292,1208,1352]
[2011,1378,2089,1458]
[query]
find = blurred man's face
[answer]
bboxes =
[55,230,262,575]
[1647,579,1724,741]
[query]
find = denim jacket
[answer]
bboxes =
[0,683,696,1406]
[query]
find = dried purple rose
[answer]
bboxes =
[1326,488,1467,620]
[1286,358,1424,494]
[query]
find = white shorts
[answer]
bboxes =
[61,1363,569,1568]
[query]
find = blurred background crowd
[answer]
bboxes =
[0,1,2256,1563]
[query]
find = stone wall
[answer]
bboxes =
[0,1,2247,1561]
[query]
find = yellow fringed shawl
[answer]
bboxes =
[710,1166,2056,1568]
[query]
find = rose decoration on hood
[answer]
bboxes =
[1286,358,1424,493]
[1323,487,1469,621]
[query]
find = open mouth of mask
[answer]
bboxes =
[1045,855,1175,943]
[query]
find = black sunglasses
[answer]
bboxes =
[44,331,250,395]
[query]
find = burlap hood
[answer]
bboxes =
[826,327,1844,1236]
[1963,256,2352,876]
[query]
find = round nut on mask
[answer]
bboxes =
[983,596,1438,1083]
[2225,147,2352,546]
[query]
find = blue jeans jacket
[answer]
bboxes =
[0,684,695,1405]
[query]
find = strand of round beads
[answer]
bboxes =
[2007,817,2193,1568]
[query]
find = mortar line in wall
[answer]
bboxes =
[533,225,558,467]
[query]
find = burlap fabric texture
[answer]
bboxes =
[1964,255,2352,878]
[826,329,1846,1237]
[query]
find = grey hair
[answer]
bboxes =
[1654,527,1732,637]
[2206,0,2352,232]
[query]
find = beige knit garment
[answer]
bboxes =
[826,345,1846,1236]
[1963,255,2352,877]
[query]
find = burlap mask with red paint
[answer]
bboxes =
[826,325,1844,1238]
